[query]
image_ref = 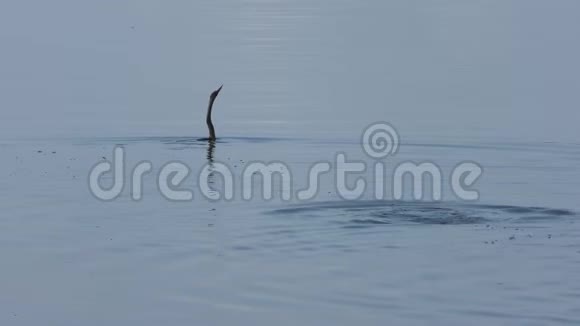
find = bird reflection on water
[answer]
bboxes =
[206,139,216,165]
[205,139,217,188]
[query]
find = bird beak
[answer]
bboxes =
[210,85,223,99]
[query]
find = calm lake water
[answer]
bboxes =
[1,1,580,325]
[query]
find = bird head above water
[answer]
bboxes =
[210,85,223,101]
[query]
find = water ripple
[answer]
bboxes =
[268,200,577,227]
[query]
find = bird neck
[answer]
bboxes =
[206,98,216,140]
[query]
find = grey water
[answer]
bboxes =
[1,1,580,325]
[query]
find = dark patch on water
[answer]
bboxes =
[267,201,577,227]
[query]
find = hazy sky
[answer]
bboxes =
[1,0,578,141]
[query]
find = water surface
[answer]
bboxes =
[1,0,580,325]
